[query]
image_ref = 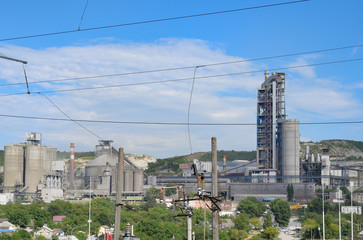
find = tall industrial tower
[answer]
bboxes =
[257,71,286,170]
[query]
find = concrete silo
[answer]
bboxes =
[133,169,144,192]
[3,145,24,188]
[123,169,134,192]
[278,119,300,183]
[4,133,57,194]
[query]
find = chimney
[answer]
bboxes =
[69,143,75,190]
[223,156,227,171]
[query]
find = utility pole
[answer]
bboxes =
[339,186,341,240]
[187,214,192,240]
[211,137,219,240]
[322,185,325,240]
[351,183,354,240]
[114,148,124,240]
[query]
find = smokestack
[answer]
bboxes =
[223,156,227,171]
[69,143,75,190]
[305,145,310,161]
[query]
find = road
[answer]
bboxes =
[279,231,301,240]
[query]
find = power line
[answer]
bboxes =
[78,0,90,31]
[0,0,309,42]
[188,66,201,154]
[0,113,362,126]
[1,57,362,97]
[40,93,103,139]
[3,43,362,87]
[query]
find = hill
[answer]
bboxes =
[0,150,3,165]
[146,150,256,176]
[148,140,363,175]
[301,139,363,161]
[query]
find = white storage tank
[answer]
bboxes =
[25,145,44,192]
[4,145,24,188]
[123,170,134,192]
[133,170,144,192]
[278,119,300,183]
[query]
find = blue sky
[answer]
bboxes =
[0,0,362,158]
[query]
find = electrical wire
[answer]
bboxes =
[78,0,90,30]
[39,92,103,140]
[22,64,30,94]
[0,0,309,42]
[1,57,362,97]
[188,66,202,154]
[0,113,362,126]
[3,43,362,87]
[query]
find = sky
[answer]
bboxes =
[0,0,362,158]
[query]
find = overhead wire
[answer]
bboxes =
[78,0,90,30]
[0,113,362,126]
[2,43,362,87]
[0,0,309,42]
[1,57,363,97]
[39,92,103,140]
[188,66,203,154]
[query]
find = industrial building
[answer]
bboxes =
[154,71,361,202]
[2,133,61,202]
[256,71,300,183]
[66,140,145,199]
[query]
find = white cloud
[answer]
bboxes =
[286,56,318,78]
[0,39,362,158]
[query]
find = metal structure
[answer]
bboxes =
[278,119,300,183]
[84,140,144,196]
[3,133,57,194]
[69,143,75,190]
[257,71,286,170]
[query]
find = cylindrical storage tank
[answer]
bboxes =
[133,170,144,192]
[305,145,310,161]
[278,119,300,184]
[25,145,44,192]
[123,170,133,192]
[4,145,24,187]
[43,147,56,174]
[85,154,117,189]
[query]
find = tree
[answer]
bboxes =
[261,226,279,239]
[228,229,248,240]
[270,199,291,227]
[287,184,294,202]
[263,213,272,229]
[144,187,159,210]
[250,217,262,230]
[237,197,266,218]
[165,184,177,197]
[10,230,32,240]
[6,207,30,228]
[302,218,319,239]
[233,213,251,232]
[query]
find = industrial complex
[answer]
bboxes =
[0,72,362,206]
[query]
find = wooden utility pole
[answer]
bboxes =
[114,148,124,240]
[211,137,219,240]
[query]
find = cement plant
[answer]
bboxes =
[0,72,362,239]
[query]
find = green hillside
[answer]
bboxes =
[301,139,363,161]
[0,150,3,165]
[146,150,256,175]
[198,150,256,162]
[56,151,95,160]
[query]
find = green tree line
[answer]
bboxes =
[0,193,286,240]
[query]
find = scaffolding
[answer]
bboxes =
[257,71,286,169]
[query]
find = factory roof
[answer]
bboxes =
[86,154,117,167]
